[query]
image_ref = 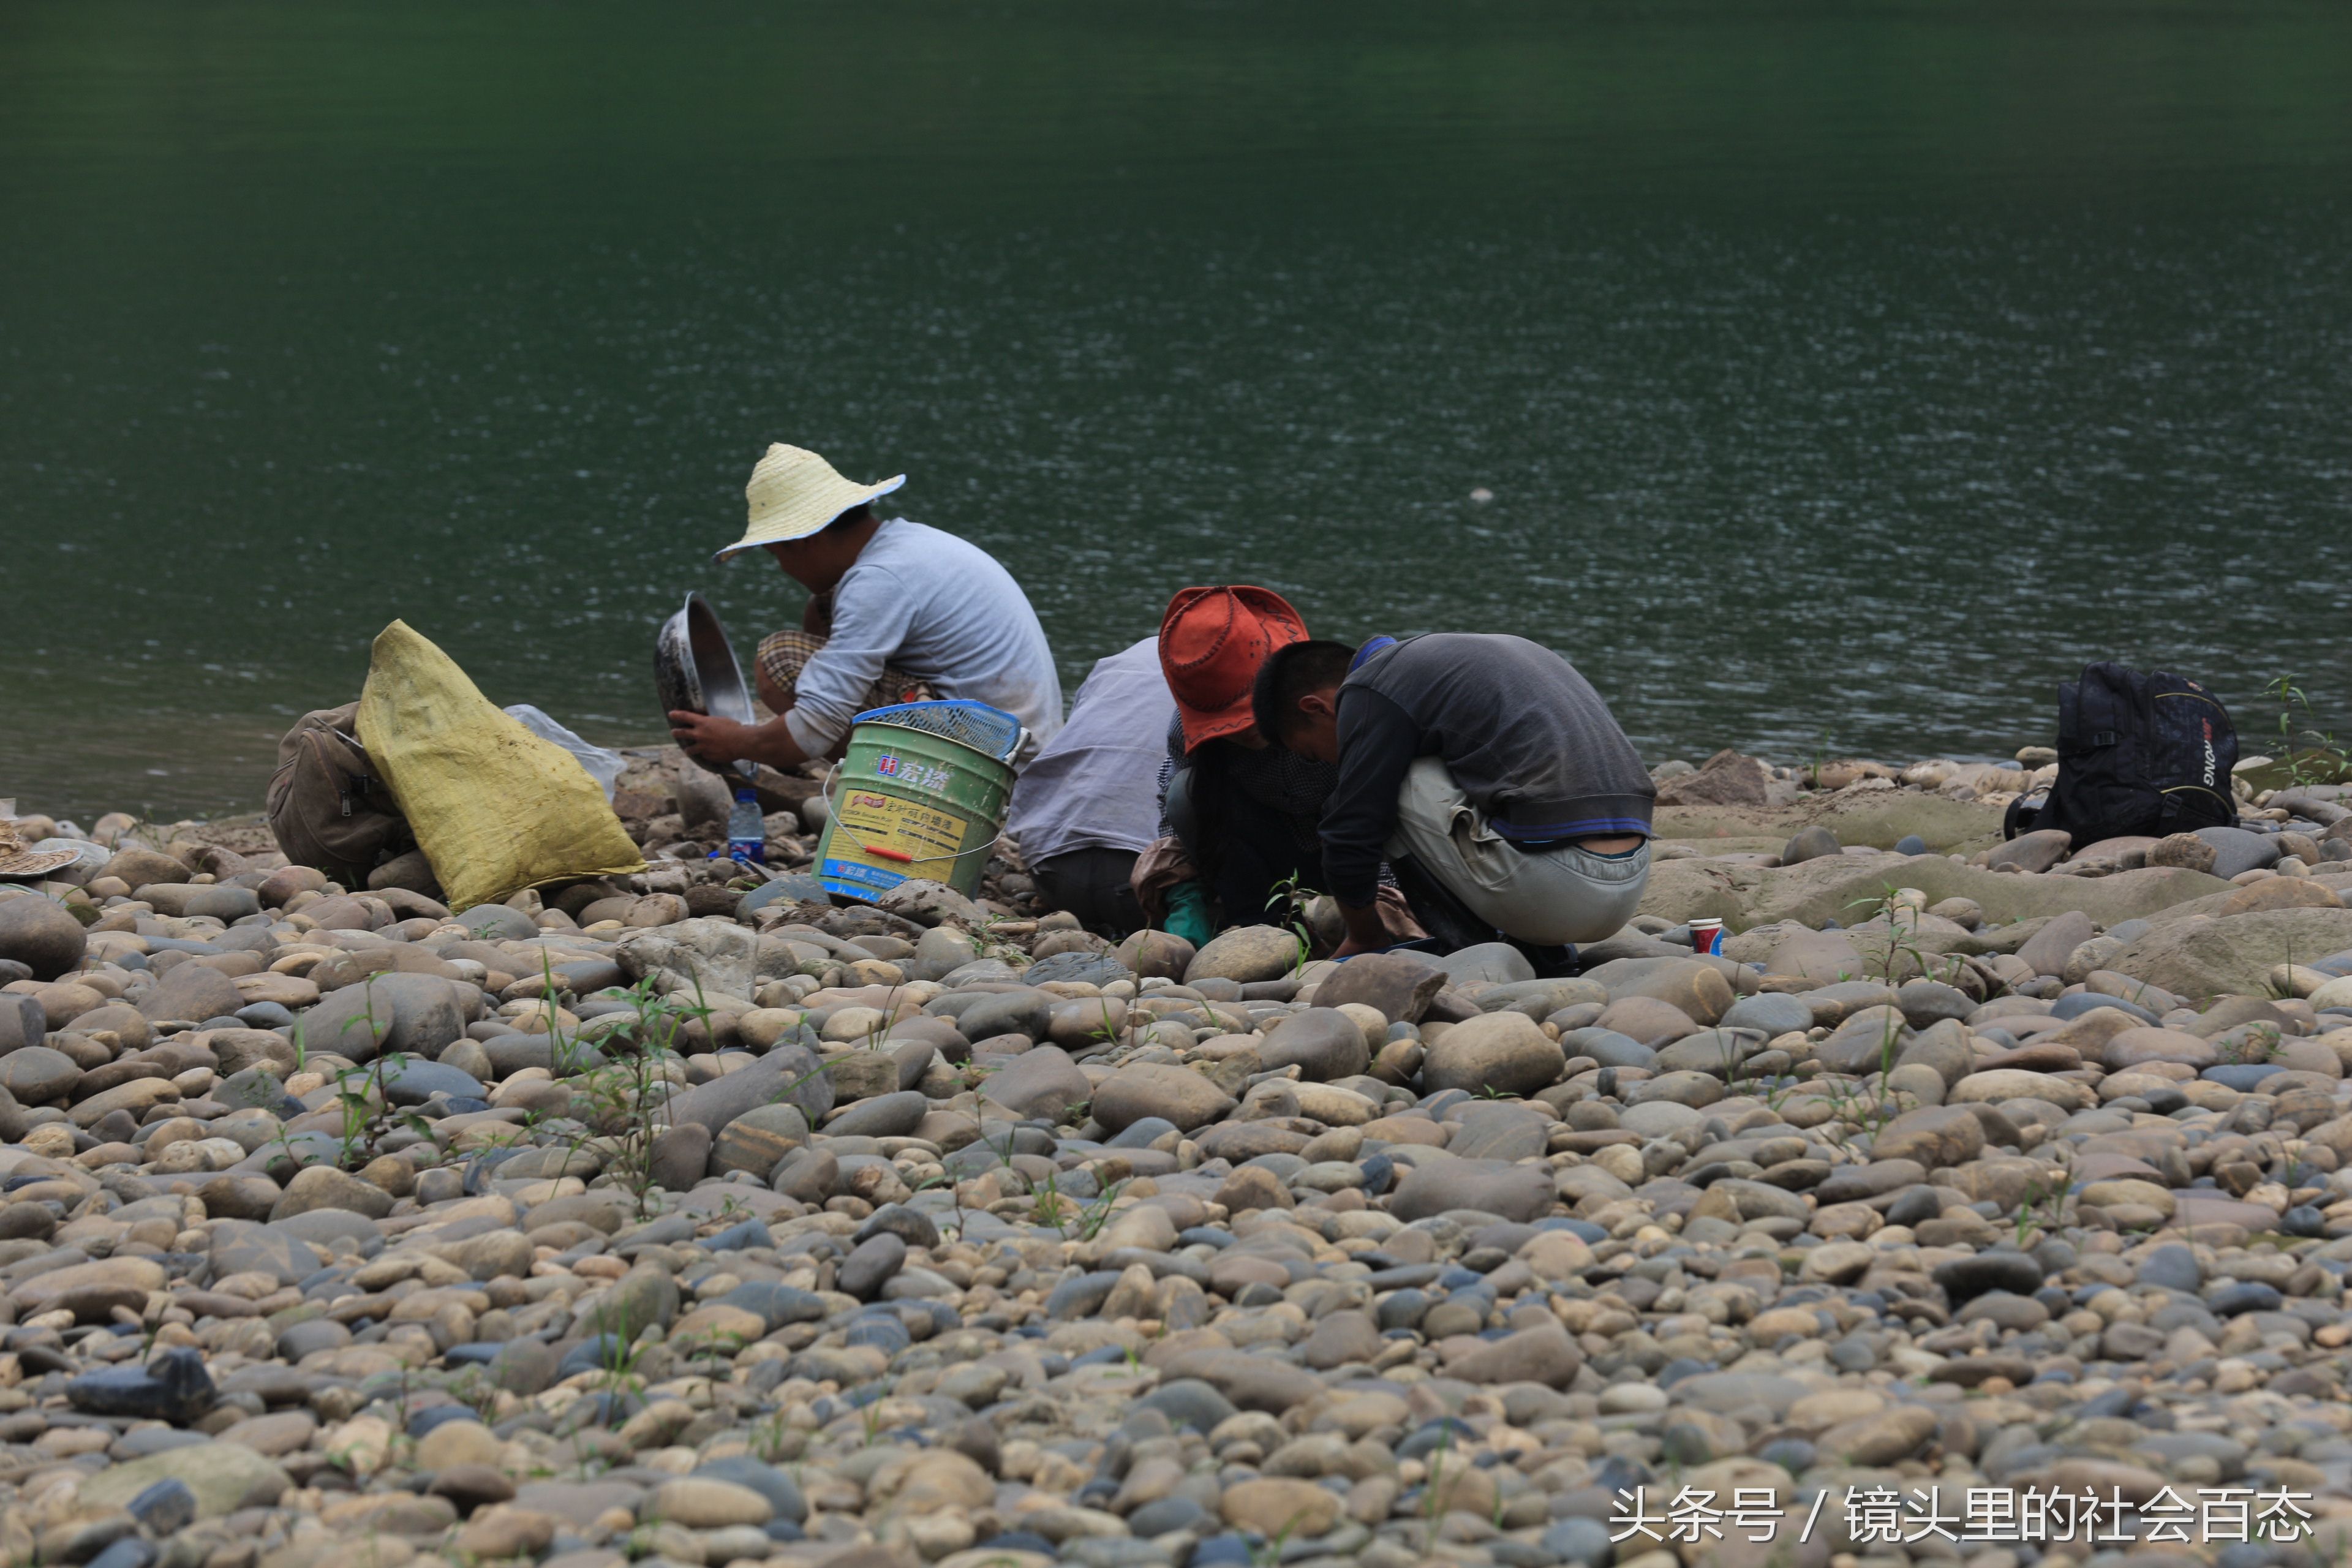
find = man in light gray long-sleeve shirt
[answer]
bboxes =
[1005,636,1174,934]
[671,444,1062,771]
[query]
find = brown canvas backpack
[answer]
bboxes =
[266,701,412,883]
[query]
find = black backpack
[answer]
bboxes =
[2007,664,2238,846]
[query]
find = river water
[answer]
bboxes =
[6,2,2352,820]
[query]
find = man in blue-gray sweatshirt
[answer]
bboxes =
[1253,633,1654,966]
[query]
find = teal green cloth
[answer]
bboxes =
[1165,881,1214,949]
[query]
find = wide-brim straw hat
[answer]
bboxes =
[0,820,78,880]
[1160,586,1310,751]
[712,443,906,563]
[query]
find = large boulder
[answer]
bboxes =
[1985,830,2073,876]
[0,894,87,981]
[2147,833,2218,874]
[2192,826,2282,880]
[1780,825,1841,865]
[585,1266,679,1342]
[71,1079,183,1128]
[2100,1028,2215,1070]
[0,1045,78,1103]
[1389,1158,1555,1223]
[1430,943,1536,987]
[1472,977,1607,1019]
[137,963,244,1025]
[1022,950,1133,988]
[1184,925,1302,986]
[1894,1018,1973,1087]
[76,1442,290,1519]
[954,989,1052,1042]
[824,1091,928,1138]
[1445,1324,1583,1388]
[1656,750,1771,807]
[1589,956,1735,1024]
[978,1046,1094,1121]
[302,943,445,994]
[271,1165,395,1221]
[709,1102,809,1178]
[2109,908,2352,1003]
[1311,951,1446,1024]
[69,1001,149,1049]
[1116,930,1194,980]
[296,973,466,1063]
[614,918,760,1000]
[97,848,192,892]
[1422,1012,1566,1096]
[1257,1009,1370,1082]
[1764,929,1867,984]
[1090,1063,1237,1134]
[456,903,540,940]
[2215,878,2342,916]
[208,1028,300,1077]
[1948,1069,2096,1112]
[666,1042,832,1137]
[2141,876,2344,926]
[1656,792,2006,854]
[2016,910,2095,978]
[12,1257,167,1320]
[208,1221,323,1284]
[140,884,263,922]
[902,925,979,982]
[1152,1349,1324,1415]
[0,994,44,1054]
[1870,1105,1985,1168]
[875,878,982,929]
[1814,1006,1909,1075]
[1643,853,2232,932]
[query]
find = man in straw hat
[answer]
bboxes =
[669,444,1063,771]
[1252,631,1653,974]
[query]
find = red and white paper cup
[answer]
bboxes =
[1689,917,1724,957]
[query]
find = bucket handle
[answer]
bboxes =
[817,764,1004,867]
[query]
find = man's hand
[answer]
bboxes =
[1164,882,1215,949]
[668,710,760,767]
[670,710,816,772]
[1335,897,1390,958]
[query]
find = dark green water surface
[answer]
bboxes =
[6,2,2352,820]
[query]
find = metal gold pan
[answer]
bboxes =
[654,592,758,780]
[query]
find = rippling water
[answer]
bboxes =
[6,2,2352,820]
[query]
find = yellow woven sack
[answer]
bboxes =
[356,620,644,911]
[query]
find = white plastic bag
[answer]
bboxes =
[502,704,627,801]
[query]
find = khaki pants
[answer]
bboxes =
[1385,757,1651,946]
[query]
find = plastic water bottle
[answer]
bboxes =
[725,787,766,865]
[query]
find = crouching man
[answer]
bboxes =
[670,443,1062,771]
[1252,633,1654,971]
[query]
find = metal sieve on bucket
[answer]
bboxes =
[850,699,1025,764]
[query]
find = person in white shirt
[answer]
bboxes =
[1005,636,1174,934]
[669,443,1063,771]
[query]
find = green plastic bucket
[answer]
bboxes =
[814,699,1023,900]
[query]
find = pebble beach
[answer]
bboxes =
[4,742,2352,1568]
